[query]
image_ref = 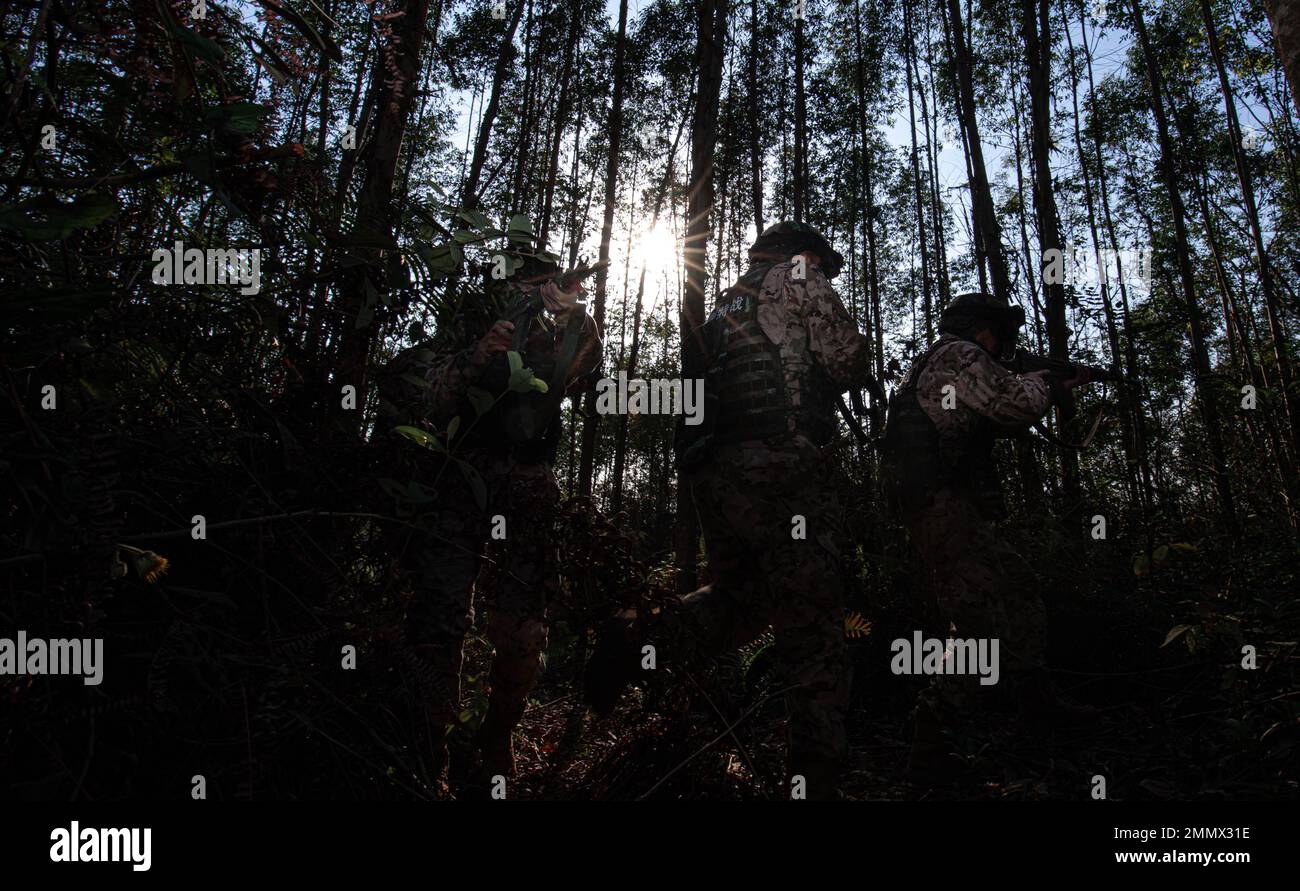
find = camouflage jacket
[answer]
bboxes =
[706,260,871,464]
[905,333,1051,444]
[883,333,1050,516]
[425,296,601,449]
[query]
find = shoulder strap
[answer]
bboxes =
[540,308,588,429]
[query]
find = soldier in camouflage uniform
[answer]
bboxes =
[380,261,600,791]
[586,222,872,800]
[880,291,1096,782]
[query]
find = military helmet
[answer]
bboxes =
[514,254,560,284]
[749,221,845,279]
[938,291,1026,337]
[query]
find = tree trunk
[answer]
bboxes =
[1021,0,1082,521]
[462,1,525,210]
[676,0,726,594]
[332,0,434,433]
[1202,0,1300,458]
[577,0,629,498]
[748,0,764,234]
[1263,0,1300,118]
[539,0,582,247]
[1129,0,1238,536]
[792,6,807,222]
[904,0,935,342]
[943,0,1013,303]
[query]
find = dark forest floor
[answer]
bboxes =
[470,526,1299,802]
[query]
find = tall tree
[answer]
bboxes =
[1020,0,1082,518]
[1129,0,1238,536]
[748,0,765,235]
[333,0,435,431]
[943,0,1014,302]
[577,0,630,496]
[677,0,727,593]
[1201,0,1299,457]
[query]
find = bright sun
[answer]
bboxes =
[634,223,679,275]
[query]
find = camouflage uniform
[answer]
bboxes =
[657,243,871,798]
[385,291,600,782]
[884,332,1051,713]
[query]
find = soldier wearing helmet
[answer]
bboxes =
[880,291,1097,784]
[585,221,871,800]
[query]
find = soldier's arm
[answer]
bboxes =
[948,342,1052,428]
[559,308,603,397]
[423,341,492,421]
[795,267,872,391]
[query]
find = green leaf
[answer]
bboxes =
[453,229,480,244]
[394,425,444,453]
[457,209,491,229]
[1160,624,1191,648]
[220,101,270,135]
[506,350,523,374]
[243,31,296,82]
[446,416,461,442]
[507,213,534,234]
[253,0,342,61]
[1153,544,1170,565]
[1133,553,1151,578]
[171,25,226,64]
[529,377,549,393]
[455,459,488,510]
[0,193,117,240]
[467,387,495,417]
[508,368,534,393]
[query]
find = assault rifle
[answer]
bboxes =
[838,377,887,447]
[505,259,607,351]
[999,347,1131,385]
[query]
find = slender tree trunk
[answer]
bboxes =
[853,0,880,376]
[1263,0,1300,118]
[577,0,629,497]
[462,1,525,210]
[793,6,807,222]
[904,0,935,342]
[943,0,1013,302]
[748,0,764,234]
[1202,0,1300,457]
[1129,0,1238,536]
[332,0,434,432]
[1080,1,1154,513]
[1062,0,1141,513]
[1021,0,1082,521]
[676,0,726,594]
[540,0,582,247]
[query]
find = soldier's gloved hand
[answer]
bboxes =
[540,280,583,315]
[1061,367,1092,391]
[472,319,515,365]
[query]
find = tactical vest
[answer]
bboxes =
[461,292,579,463]
[880,343,1002,518]
[708,263,836,436]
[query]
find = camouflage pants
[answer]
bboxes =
[399,454,559,766]
[905,486,1046,715]
[655,444,851,791]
